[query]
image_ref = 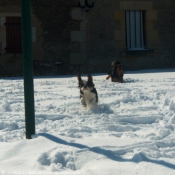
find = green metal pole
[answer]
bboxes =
[21,0,35,139]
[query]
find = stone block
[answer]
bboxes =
[146,20,154,30]
[147,30,158,40]
[80,41,86,52]
[80,21,86,31]
[147,39,157,49]
[115,30,125,41]
[0,42,2,54]
[0,13,21,17]
[71,31,86,42]
[118,40,126,50]
[0,17,5,26]
[120,1,153,10]
[114,10,125,29]
[70,53,86,64]
[114,10,125,21]
[71,8,85,20]
[0,28,2,41]
[32,27,36,42]
[146,10,157,20]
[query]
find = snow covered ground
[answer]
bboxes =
[0,69,175,175]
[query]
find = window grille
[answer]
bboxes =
[5,17,22,53]
[126,10,145,50]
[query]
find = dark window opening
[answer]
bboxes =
[125,10,146,50]
[5,17,22,53]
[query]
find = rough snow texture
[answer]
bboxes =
[0,70,175,174]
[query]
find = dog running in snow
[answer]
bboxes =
[106,60,124,83]
[77,73,98,109]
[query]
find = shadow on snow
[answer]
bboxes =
[37,133,175,170]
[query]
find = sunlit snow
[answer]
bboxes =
[0,69,175,175]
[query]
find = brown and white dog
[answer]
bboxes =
[106,63,125,83]
[77,73,98,109]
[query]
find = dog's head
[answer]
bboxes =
[77,73,95,91]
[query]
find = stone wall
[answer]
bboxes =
[0,0,175,76]
[80,0,175,71]
[31,0,81,75]
[0,0,44,76]
[0,0,22,76]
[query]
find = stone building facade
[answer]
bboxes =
[0,0,175,76]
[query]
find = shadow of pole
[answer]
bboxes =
[37,133,175,170]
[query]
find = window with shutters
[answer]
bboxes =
[125,10,146,50]
[5,17,22,53]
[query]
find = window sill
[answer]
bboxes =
[119,49,154,56]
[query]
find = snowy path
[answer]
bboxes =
[0,70,175,174]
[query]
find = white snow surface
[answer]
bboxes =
[1,69,175,175]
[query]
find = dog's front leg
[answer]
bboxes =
[87,98,97,109]
[81,97,86,107]
[80,90,86,107]
[80,97,86,107]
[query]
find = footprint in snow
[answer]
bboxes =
[38,150,76,171]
